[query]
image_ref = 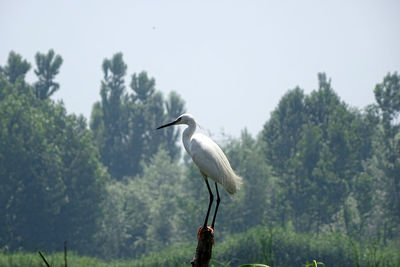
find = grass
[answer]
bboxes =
[1,226,399,267]
[0,251,113,267]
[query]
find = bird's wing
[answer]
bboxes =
[189,133,228,185]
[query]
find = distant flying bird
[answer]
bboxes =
[157,113,243,230]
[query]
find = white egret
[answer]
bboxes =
[157,113,243,230]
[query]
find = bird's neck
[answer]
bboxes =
[182,120,196,155]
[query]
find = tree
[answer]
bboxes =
[163,91,185,160]
[261,73,373,233]
[0,51,31,84]
[128,72,185,170]
[289,123,323,231]
[126,71,163,176]
[95,149,184,258]
[222,130,270,231]
[0,55,108,253]
[91,52,128,179]
[33,49,63,99]
[138,149,184,250]
[53,113,109,254]
[95,179,148,258]
[0,84,65,250]
[373,72,400,239]
[261,86,315,231]
[90,54,185,179]
[262,87,306,176]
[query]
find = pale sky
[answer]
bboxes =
[1,0,399,139]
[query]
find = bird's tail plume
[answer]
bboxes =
[224,171,243,194]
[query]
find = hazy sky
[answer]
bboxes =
[1,0,399,139]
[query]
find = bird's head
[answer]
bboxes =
[156,113,195,129]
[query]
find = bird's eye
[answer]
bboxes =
[177,117,182,121]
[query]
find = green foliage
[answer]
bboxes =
[95,149,185,258]
[261,73,376,233]
[374,73,400,128]
[0,250,137,267]
[1,50,399,265]
[0,80,65,250]
[92,52,128,179]
[0,53,108,254]
[372,72,400,239]
[305,260,325,267]
[164,91,186,159]
[3,226,398,266]
[262,87,305,175]
[212,227,400,267]
[0,51,31,84]
[221,130,270,232]
[90,53,185,180]
[33,49,63,99]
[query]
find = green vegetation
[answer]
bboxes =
[0,50,399,266]
[1,227,399,266]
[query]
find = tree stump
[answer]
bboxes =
[191,227,214,267]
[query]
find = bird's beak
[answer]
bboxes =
[156,118,180,130]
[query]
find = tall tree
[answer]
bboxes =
[91,57,185,179]
[128,72,185,165]
[91,52,128,179]
[261,73,371,232]
[0,82,65,250]
[163,91,185,160]
[222,130,270,231]
[53,113,109,253]
[33,49,63,99]
[261,87,310,230]
[0,70,108,252]
[373,72,400,239]
[0,51,31,84]
[127,71,162,176]
[262,87,306,176]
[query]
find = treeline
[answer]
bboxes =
[0,50,399,261]
[262,73,400,239]
[0,50,184,255]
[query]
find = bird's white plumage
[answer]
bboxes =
[171,113,243,194]
[187,133,241,194]
[156,113,242,228]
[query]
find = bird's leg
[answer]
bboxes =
[203,178,214,229]
[211,182,220,229]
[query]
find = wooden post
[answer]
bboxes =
[191,227,214,267]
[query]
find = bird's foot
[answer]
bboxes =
[197,226,214,243]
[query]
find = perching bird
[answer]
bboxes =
[157,113,243,230]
